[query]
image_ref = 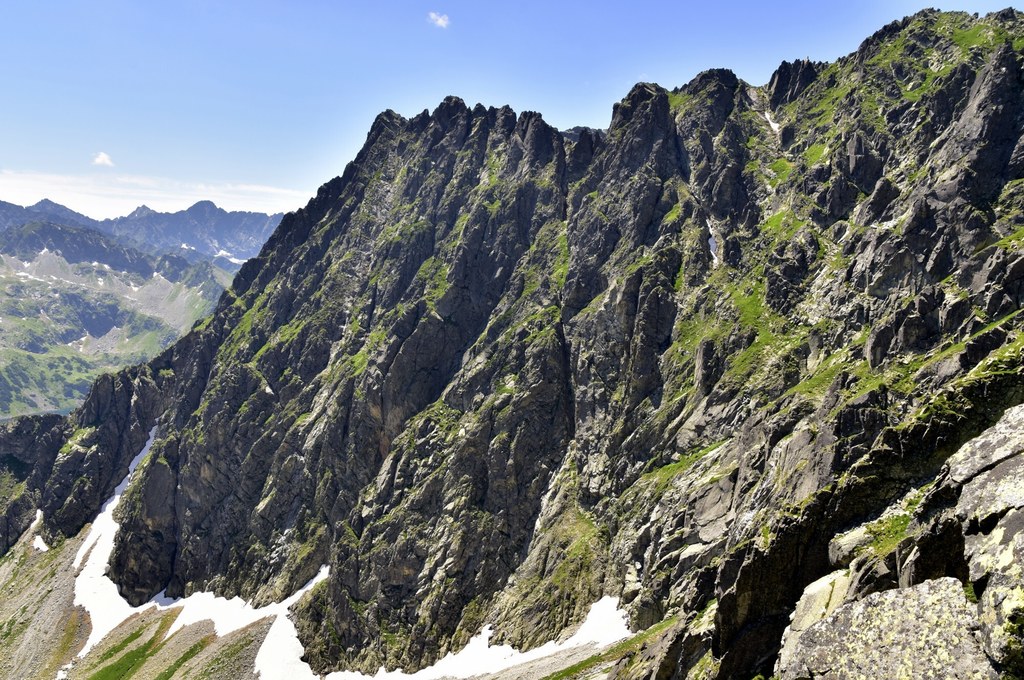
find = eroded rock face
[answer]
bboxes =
[5,8,1024,679]
[774,402,1024,679]
[778,578,996,680]
[906,403,1024,673]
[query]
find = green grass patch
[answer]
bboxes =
[541,615,679,680]
[952,24,1001,51]
[786,351,848,399]
[94,627,146,664]
[803,143,827,166]
[768,158,793,187]
[863,512,911,557]
[552,231,570,290]
[154,636,213,680]
[760,210,808,245]
[667,90,690,111]
[87,612,177,680]
[642,440,729,493]
[416,257,450,311]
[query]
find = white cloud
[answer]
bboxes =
[0,169,311,219]
[92,151,115,167]
[428,11,449,28]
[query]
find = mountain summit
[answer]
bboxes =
[2,8,1024,679]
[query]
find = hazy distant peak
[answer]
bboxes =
[30,198,69,211]
[127,205,155,218]
[186,200,220,214]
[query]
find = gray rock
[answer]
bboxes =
[777,578,996,680]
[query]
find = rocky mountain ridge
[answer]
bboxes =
[2,7,1024,679]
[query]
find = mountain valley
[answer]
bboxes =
[0,203,282,418]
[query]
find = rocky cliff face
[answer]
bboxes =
[4,8,1024,679]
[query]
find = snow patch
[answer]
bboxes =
[764,111,781,134]
[253,566,331,679]
[73,427,158,656]
[326,596,630,680]
[68,426,330,674]
[706,219,720,267]
[29,509,48,551]
[215,249,247,265]
[65,431,631,680]
[265,385,275,395]
[157,564,329,642]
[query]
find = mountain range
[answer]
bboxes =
[0,200,282,418]
[2,7,1024,680]
[0,199,283,267]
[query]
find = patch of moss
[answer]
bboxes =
[1002,609,1024,679]
[760,210,808,245]
[417,257,451,311]
[786,351,848,400]
[642,440,729,494]
[863,512,911,557]
[667,90,691,111]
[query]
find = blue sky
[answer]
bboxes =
[0,1,1018,218]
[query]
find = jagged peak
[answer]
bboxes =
[366,108,408,142]
[429,95,471,130]
[624,81,666,103]
[851,7,1023,66]
[857,12,918,55]
[560,126,604,143]
[684,68,740,95]
[990,7,1023,23]
[127,204,155,218]
[514,109,548,133]
[610,82,671,132]
[433,94,468,116]
[767,59,821,109]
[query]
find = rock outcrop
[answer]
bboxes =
[778,577,996,679]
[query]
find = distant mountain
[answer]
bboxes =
[102,200,283,263]
[0,221,171,278]
[0,200,87,231]
[0,197,281,417]
[0,221,229,417]
[26,199,95,227]
[0,199,284,265]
